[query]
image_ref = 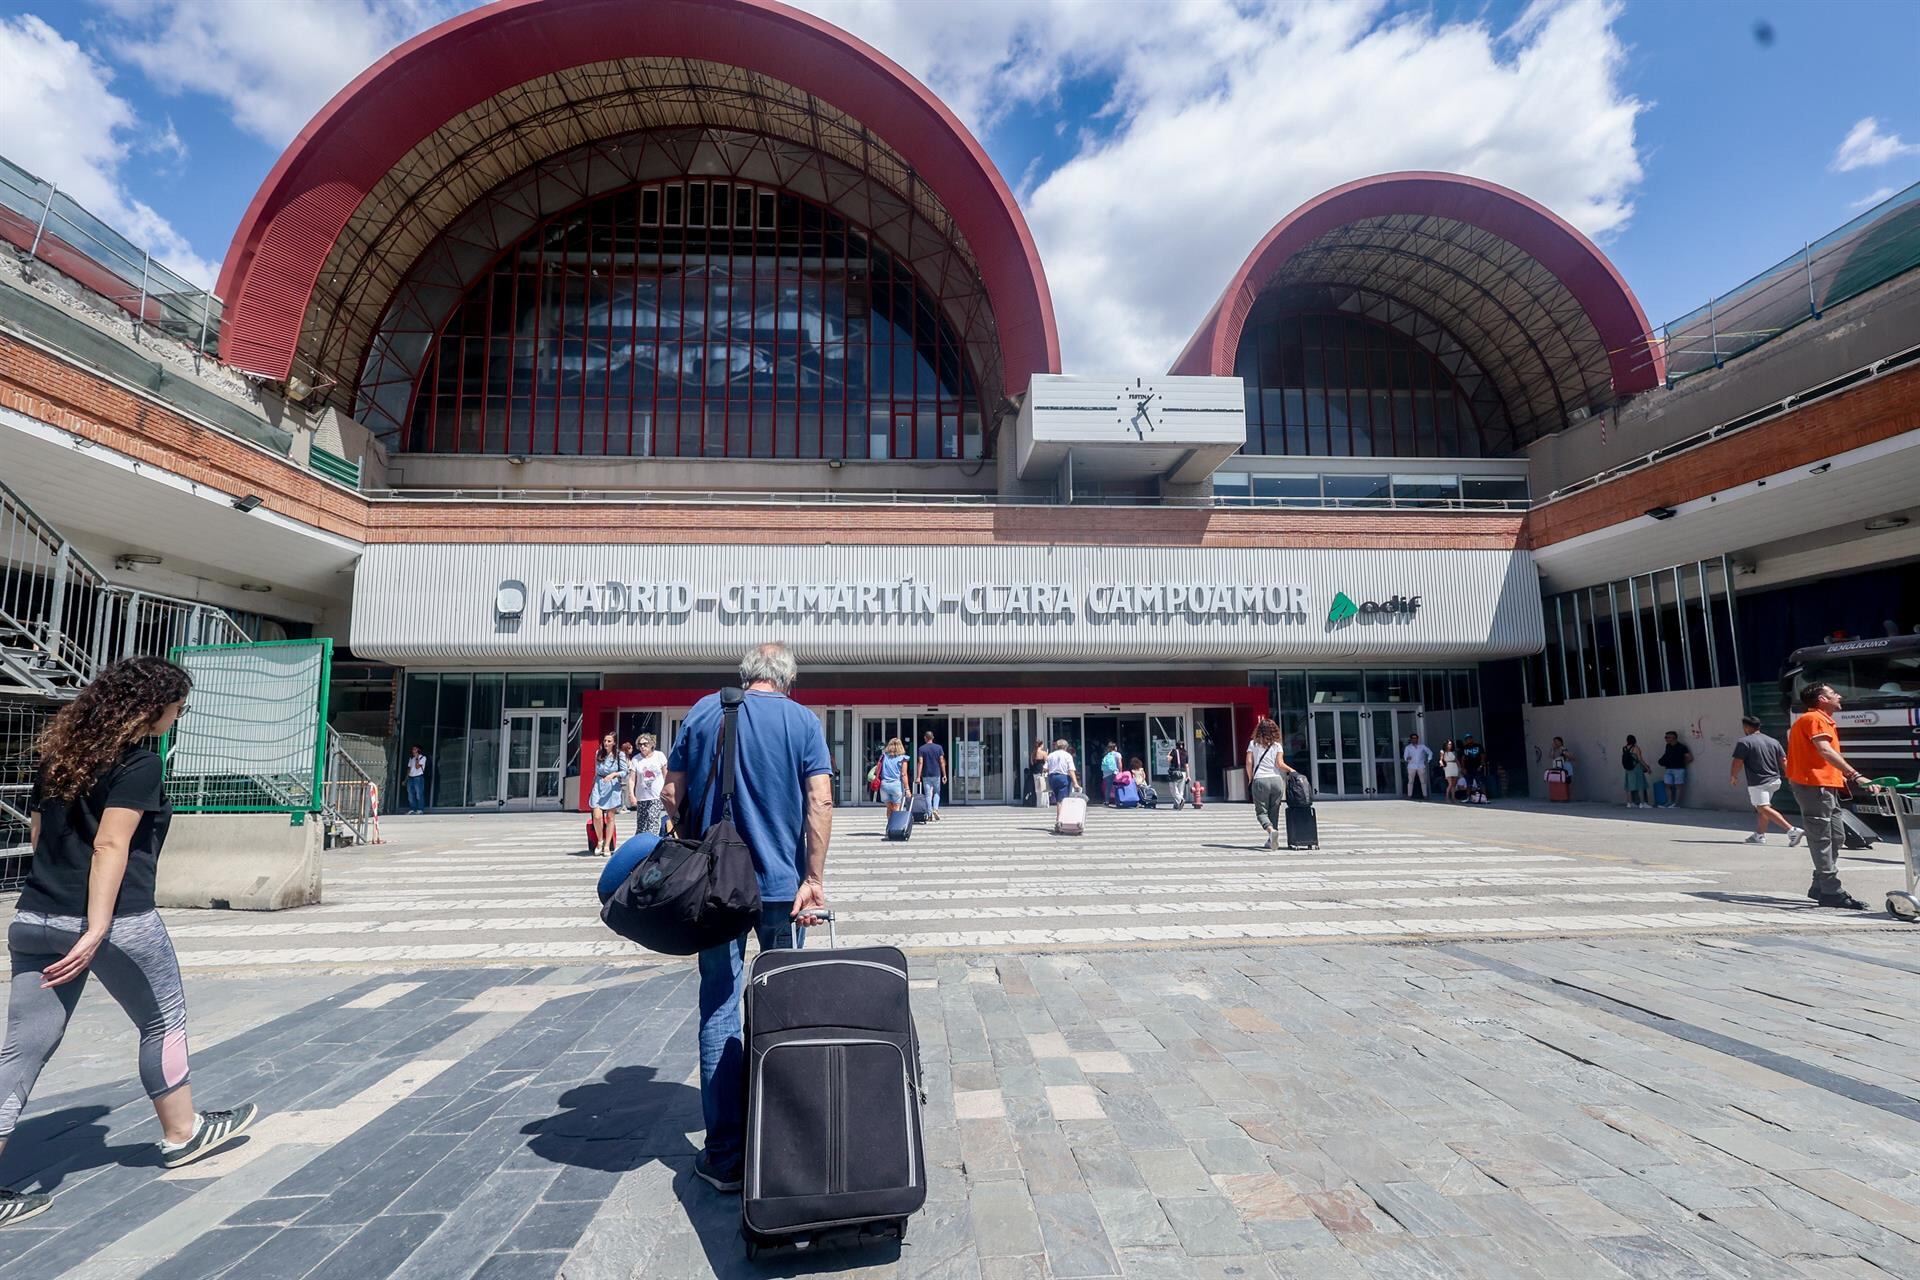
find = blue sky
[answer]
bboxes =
[1,0,1914,370]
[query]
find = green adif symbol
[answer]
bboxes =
[1327,591,1359,624]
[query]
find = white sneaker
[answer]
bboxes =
[1789,827,1805,847]
[1745,834,1767,844]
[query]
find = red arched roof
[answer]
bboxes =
[1171,172,1663,398]
[215,0,1058,398]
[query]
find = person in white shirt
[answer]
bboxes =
[1243,718,1300,850]
[625,733,669,838]
[404,745,428,814]
[1043,741,1079,805]
[1402,733,1433,799]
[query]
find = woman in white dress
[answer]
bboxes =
[1440,739,1461,802]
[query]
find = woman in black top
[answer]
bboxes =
[0,658,256,1228]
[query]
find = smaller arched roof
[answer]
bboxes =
[1173,173,1662,445]
[216,0,1058,400]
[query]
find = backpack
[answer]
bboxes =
[1621,746,1636,771]
[600,688,762,955]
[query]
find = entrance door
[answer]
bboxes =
[503,709,566,808]
[945,715,1006,803]
[859,714,917,803]
[1311,704,1423,798]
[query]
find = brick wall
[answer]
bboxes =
[1528,363,1920,548]
[3,332,1526,552]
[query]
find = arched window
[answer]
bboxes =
[405,179,984,460]
[1234,290,1507,458]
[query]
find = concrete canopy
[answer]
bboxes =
[215,0,1058,409]
[1172,173,1664,450]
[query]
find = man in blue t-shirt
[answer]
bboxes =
[915,731,948,821]
[660,643,833,1194]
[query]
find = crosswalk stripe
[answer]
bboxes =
[141,806,1884,972]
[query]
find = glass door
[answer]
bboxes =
[502,709,566,808]
[859,714,916,804]
[1311,707,1367,798]
[1370,708,1399,798]
[1148,715,1185,788]
[945,715,1007,803]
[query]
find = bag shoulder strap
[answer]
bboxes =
[715,687,744,819]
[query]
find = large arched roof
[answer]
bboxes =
[215,0,1058,401]
[1173,173,1663,446]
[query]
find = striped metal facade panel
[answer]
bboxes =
[351,542,1545,667]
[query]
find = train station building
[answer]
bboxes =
[3,0,1917,817]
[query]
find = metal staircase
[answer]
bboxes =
[0,474,376,877]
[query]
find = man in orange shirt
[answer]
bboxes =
[1786,682,1878,909]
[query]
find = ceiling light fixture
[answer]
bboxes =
[1865,516,1911,532]
[1644,506,1677,521]
[115,553,162,566]
[237,583,273,593]
[231,494,264,512]
[1808,462,1832,475]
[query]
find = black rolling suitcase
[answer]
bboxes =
[1284,772,1318,850]
[743,913,926,1258]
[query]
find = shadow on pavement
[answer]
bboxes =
[0,1104,155,1190]
[523,1066,903,1276]
[1689,890,1825,910]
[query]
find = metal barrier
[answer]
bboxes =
[1644,181,1920,384]
[163,639,331,817]
[321,727,381,846]
[0,154,221,357]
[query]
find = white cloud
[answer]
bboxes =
[1832,117,1920,173]
[804,0,1644,373]
[0,14,216,286]
[1852,185,1901,210]
[104,0,469,147]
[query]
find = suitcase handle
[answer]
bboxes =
[795,907,836,948]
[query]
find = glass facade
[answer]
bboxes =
[1527,557,1741,706]
[405,179,984,460]
[395,671,599,806]
[1234,308,1493,458]
[1248,667,1485,781]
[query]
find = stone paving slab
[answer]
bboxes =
[0,929,1919,1276]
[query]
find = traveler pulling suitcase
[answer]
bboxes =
[743,911,925,1258]
[1283,772,1318,850]
[886,807,913,842]
[1055,793,1088,835]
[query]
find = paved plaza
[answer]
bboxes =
[2,802,1919,1278]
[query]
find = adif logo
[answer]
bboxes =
[1328,591,1422,627]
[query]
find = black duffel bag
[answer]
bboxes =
[601,687,761,954]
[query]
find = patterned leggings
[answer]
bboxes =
[0,910,190,1139]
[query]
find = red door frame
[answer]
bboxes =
[578,683,1270,808]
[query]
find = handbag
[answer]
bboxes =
[600,687,763,955]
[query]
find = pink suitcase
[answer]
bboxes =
[1054,795,1087,835]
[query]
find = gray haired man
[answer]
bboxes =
[660,643,834,1192]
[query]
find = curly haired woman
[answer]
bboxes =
[0,657,256,1227]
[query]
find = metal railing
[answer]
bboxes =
[321,728,379,846]
[362,485,1528,512]
[1635,180,1920,385]
[2,472,249,697]
[0,155,221,359]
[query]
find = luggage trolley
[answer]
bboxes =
[1867,783,1920,921]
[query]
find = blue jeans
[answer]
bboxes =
[921,778,941,811]
[697,902,801,1175]
[406,776,426,812]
